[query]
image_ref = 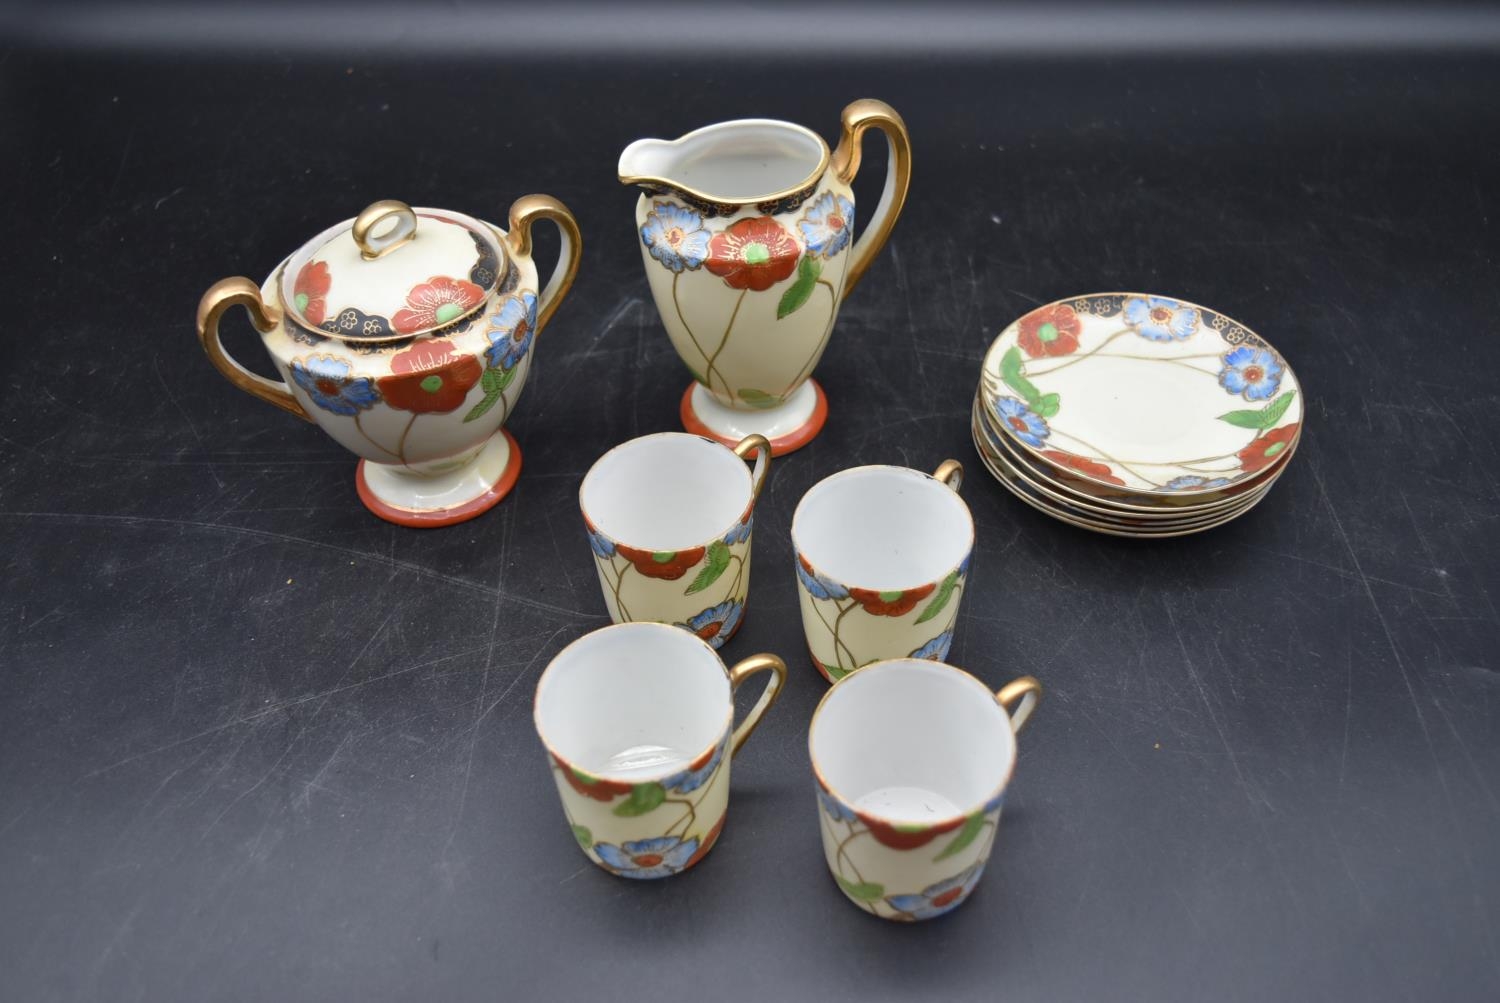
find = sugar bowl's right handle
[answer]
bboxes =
[727,654,787,756]
[195,277,312,422]
[830,98,912,298]
[996,676,1043,734]
[506,194,583,337]
[933,459,964,493]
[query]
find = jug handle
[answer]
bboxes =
[195,277,312,422]
[505,195,583,337]
[830,99,912,298]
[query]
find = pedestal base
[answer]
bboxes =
[679,379,828,456]
[355,428,522,528]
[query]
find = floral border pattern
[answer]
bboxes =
[817,781,1004,921]
[981,294,1302,493]
[553,731,731,880]
[797,552,970,681]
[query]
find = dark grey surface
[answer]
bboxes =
[3,17,1499,1003]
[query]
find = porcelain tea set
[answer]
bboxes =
[196,97,1303,920]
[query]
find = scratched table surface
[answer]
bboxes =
[3,36,1499,1003]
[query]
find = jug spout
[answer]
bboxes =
[617,138,680,190]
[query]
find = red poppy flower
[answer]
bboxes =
[848,583,936,618]
[705,216,800,291]
[617,544,706,581]
[686,814,726,869]
[1042,449,1124,486]
[293,260,331,326]
[855,810,965,850]
[376,339,483,414]
[1238,423,1299,474]
[552,754,632,802]
[392,276,486,334]
[1016,303,1081,358]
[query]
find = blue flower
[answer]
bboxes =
[1164,475,1231,490]
[957,553,972,579]
[679,600,743,649]
[796,554,848,601]
[485,292,538,370]
[641,201,711,273]
[1218,346,1283,401]
[799,192,855,258]
[594,836,700,879]
[290,355,381,416]
[663,735,727,794]
[909,631,954,661]
[981,790,1006,815]
[722,516,752,546]
[1123,296,1200,342]
[886,863,985,920]
[818,787,857,824]
[586,524,615,559]
[993,397,1050,449]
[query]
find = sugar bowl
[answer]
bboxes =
[195,197,580,526]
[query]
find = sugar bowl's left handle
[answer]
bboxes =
[195,277,312,422]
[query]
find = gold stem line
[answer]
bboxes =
[395,413,418,468]
[353,413,403,462]
[703,289,748,399]
[1018,328,1132,377]
[662,797,698,839]
[831,599,861,673]
[673,272,724,394]
[721,554,746,606]
[834,824,868,884]
[1044,427,1165,487]
[607,557,634,621]
[787,278,841,389]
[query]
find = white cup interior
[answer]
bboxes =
[626,120,826,201]
[811,660,1015,823]
[581,433,751,551]
[535,623,730,779]
[792,466,973,589]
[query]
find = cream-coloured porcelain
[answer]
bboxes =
[980,293,1302,499]
[580,432,770,649]
[810,659,1041,921]
[196,197,581,527]
[619,100,911,455]
[534,622,786,879]
[791,461,972,682]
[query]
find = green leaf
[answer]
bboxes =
[462,366,517,423]
[736,388,781,410]
[612,782,666,817]
[933,812,986,862]
[914,570,960,625]
[685,540,732,595]
[571,824,592,850]
[1035,392,1061,419]
[776,254,823,319]
[1000,346,1043,408]
[836,876,886,901]
[1218,390,1296,430]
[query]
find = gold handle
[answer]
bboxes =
[932,459,964,493]
[352,199,418,260]
[506,194,583,337]
[829,98,912,298]
[732,434,773,505]
[995,676,1043,735]
[195,277,311,422]
[726,653,787,756]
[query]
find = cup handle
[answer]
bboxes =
[732,433,773,504]
[932,459,964,493]
[505,194,583,338]
[995,676,1043,735]
[195,277,312,422]
[829,98,912,298]
[726,653,787,756]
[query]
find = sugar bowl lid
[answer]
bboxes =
[279,200,505,342]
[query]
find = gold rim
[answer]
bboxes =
[975,391,1293,516]
[808,658,1029,828]
[980,291,1305,503]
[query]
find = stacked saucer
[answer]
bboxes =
[971,293,1302,537]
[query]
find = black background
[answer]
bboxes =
[3,3,1500,1001]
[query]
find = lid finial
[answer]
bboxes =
[352,200,417,260]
